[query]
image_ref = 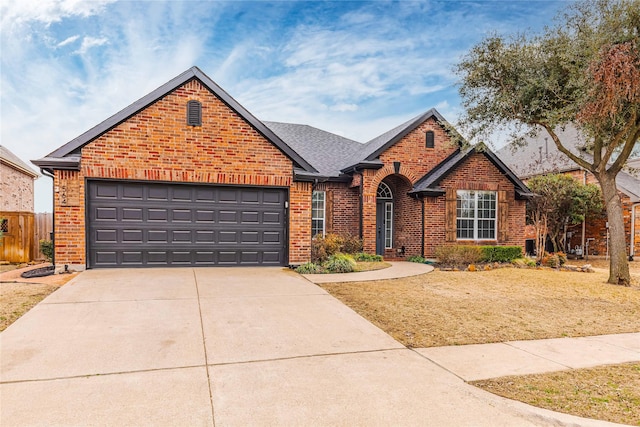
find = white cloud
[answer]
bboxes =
[57,34,79,47]
[0,0,114,29]
[74,36,108,54]
[331,103,358,112]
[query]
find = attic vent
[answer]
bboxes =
[187,100,202,126]
[425,131,435,148]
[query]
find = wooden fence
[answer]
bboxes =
[34,212,53,261]
[0,211,34,263]
[0,211,52,263]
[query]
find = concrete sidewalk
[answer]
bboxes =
[0,267,631,426]
[417,333,640,381]
[302,260,433,283]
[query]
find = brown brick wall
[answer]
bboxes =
[315,182,360,237]
[357,118,525,258]
[423,153,527,257]
[54,79,311,267]
[54,169,86,266]
[378,117,459,179]
[289,182,312,264]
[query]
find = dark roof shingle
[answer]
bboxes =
[263,122,363,177]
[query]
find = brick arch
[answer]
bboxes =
[369,164,419,192]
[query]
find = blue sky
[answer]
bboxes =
[1,0,569,212]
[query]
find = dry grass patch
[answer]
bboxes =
[320,267,640,348]
[1,265,79,331]
[0,282,59,331]
[353,261,391,272]
[472,363,640,426]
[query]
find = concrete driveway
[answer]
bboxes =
[0,268,618,426]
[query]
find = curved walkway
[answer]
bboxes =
[302,261,433,283]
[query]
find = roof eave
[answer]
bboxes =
[516,190,536,200]
[1,159,39,178]
[339,160,384,174]
[408,188,446,198]
[31,156,81,171]
[293,169,351,183]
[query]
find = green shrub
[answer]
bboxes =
[407,255,426,263]
[323,253,356,273]
[435,245,483,265]
[40,240,53,261]
[353,252,383,262]
[311,233,363,263]
[295,262,325,274]
[479,246,523,263]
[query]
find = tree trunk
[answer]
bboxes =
[598,173,630,286]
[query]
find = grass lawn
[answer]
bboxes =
[320,265,640,348]
[0,264,79,332]
[472,363,640,426]
[319,260,640,425]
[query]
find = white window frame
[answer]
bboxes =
[311,191,326,237]
[456,190,497,240]
[384,202,393,249]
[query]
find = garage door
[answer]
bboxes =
[87,181,287,268]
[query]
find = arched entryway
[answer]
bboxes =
[376,182,393,255]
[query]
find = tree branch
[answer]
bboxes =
[609,123,640,175]
[536,122,595,172]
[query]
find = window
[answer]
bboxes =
[377,182,392,199]
[186,100,202,126]
[0,218,7,233]
[385,202,393,248]
[311,191,325,237]
[426,130,435,148]
[456,190,496,240]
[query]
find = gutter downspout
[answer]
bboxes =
[631,203,639,261]
[421,197,425,258]
[40,168,55,267]
[358,173,364,240]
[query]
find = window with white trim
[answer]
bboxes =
[456,190,496,240]
[384,202,393,248]
[311,191,326,237]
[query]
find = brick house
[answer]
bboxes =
[33,67,531,270]
[497,128,640,259]
[1,145,39,262]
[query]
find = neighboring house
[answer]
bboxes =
[497,128,640,259]
[1,145,39,262]
[33,67,532,270]
[627,157,640,171]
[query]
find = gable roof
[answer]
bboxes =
[497,126,640,202]
[410,144,533,199]
[33,67,316,173]
[1,145,39,178]
[264,122,363,178]
[341,108,452,170]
